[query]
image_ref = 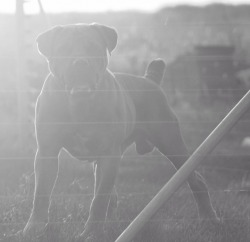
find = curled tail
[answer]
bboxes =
[144,58,166,85]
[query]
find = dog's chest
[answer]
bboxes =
[66,127,116,161]
[65,92,128,161]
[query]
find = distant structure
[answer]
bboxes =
[164,45,249,106]
[195,45,242,103]
[15,0,48,153]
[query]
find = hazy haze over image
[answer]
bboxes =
[1,0,250,13]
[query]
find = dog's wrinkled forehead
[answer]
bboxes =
[36,23,118,59]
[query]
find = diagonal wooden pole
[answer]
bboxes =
[116,90,250,242]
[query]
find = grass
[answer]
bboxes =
[0,99,250,241]
[0,154,250,242]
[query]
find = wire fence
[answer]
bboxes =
[1,6,250,238]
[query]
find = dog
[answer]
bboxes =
[23,23,219,241]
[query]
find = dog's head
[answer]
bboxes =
[36,23,117,96]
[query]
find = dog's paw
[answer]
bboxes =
[75,233,101,242]
[23,215,48,238]
[198,209,221,224]
[76,226,105,242]
[0,230,23,242]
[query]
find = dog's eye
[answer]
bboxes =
[54,45,72,57]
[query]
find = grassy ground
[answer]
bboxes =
[0,99,250,241]
[0,153,250,242]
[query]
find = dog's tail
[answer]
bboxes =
[144,58,166,85]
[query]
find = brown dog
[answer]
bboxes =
[23,23,218,241]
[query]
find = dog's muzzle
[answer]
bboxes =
[65,58,99,99]
[72,58,93,72]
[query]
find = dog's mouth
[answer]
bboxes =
[65,80,95,101]
[69,84,93,98]
[64,58,100,99]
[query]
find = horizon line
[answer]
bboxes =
[1,2,249,15]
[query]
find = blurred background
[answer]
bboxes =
[1,0,250,195]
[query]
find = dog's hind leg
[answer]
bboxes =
[151,121,219,221]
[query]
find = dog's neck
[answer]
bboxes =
[49,68,115,98]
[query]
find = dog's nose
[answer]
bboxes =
[73,59,89,70]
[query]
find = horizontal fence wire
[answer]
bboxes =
[0,188,250,200]
[1,119,250,125]
[0,88,248,92]
[0,154,250,163]
[1,217,250,227]
[0,152,250,160]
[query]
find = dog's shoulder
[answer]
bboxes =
[114,72,159,91]
[42,74,65,92]
[36,73,69,117]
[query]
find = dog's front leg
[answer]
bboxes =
[23,148,60,237]
[93,161,118,221]
[78,153,120,241]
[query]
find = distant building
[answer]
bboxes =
[164,45,248,105]
[195,45,241,103]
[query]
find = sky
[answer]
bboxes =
[1,0,250,14]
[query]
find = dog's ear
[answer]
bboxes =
[36,26,62,58]
[90,23,118,55]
